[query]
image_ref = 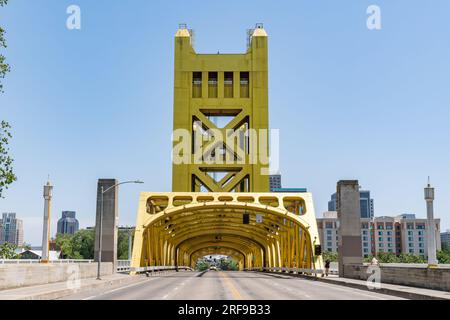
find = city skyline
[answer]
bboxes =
[1,1,450,245]
[1,180,445,245]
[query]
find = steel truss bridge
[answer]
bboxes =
[130,192,323,273]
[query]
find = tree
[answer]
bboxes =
[437,250,450,264]
[376,252,400,263]
[0,1,16,198]
[219,258,238,271]
[0,0,9,93]
[22,242,32,251]
[70,229,95,259]
[442,242,450,255]
[322,250,339,262]
[398,253,426,264]
[55,233,75,259]
[56,229,131,260]
[56,229,95,259]
[0,121,16,198]
[195,258,210,271]
[0,242,18,259]
[117,230,132,260]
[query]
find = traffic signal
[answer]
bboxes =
[314,244,322,256]
[243,213,250,224]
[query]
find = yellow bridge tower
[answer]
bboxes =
[130,24,322,273]
[172,23,269,193]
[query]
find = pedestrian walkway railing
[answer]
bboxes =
[246,266,339,276]
[117,260,131,272]
[130,265,193,274]
[0,259,94,264]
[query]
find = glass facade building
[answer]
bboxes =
[328,190,374,219]
[57,211,79,235]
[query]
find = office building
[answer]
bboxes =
[317,212,441,258]
[57,211,79,235]
[269,174,307,193]
[328,190,374,219]
[269,174,282,191]
[441,230,450,248]
[0,213,24,247]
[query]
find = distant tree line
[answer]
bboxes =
[55,229,132,260]
[321,248,450,264]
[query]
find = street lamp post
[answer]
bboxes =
[97,180,143,280]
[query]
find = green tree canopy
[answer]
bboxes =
[55,228,132,260]
[195,258,210,271]
[322,250,339,262]
[1,0,10,93]
[442,242,450,255]
[0,242,18,259]
[219,258,238,271]
[56,229,95,259]
[118,229,133,260]
[0,1,16,198]
[437,250,450,264]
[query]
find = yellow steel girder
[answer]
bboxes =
[130,192,322,273]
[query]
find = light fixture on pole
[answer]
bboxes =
[97,180,144,280]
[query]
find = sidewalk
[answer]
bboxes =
[0,272,146,300]
[261,271,450,300]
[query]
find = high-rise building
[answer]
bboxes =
[57,211,79,235]
[0,213,24,247]
[269,174,282,191]
[317,212,441,258]
[328,190,374,219]
[441,230,450,248]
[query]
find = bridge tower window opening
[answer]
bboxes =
[224,72,234,98]
[240,72,249,98]
[208,72,218,98]
[192,72,202,98]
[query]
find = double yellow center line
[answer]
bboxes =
[218,272,244,300]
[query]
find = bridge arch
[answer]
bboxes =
[131,192,323,273]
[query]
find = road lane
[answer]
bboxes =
[60,271,404,300]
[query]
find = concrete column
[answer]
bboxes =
[94,179,118,273]
[41,181,53,262]
[424,182,438,266]
[337,180,363,278]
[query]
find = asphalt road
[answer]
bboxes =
[60,271,404,300]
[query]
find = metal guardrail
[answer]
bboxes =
[246,267,339,275]
[130,265,193,273]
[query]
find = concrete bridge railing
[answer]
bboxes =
[0,259,94,265]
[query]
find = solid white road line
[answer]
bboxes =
[82,278,158,300]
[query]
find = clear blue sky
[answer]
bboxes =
[1,0,449,245]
